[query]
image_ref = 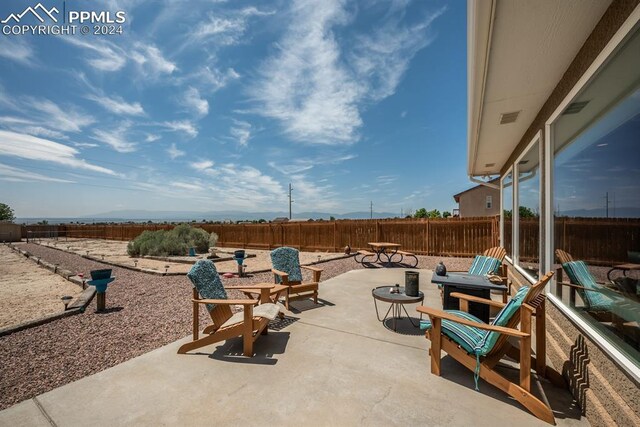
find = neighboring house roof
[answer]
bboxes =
[467,1,610,176]
[272,217,289,223]
[453,178,499,203]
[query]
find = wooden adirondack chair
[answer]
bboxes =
[271,247,323,310]
[178,260,282,357]
[555,249,640,329]
[418,271,559,425]
[442,246,509,302]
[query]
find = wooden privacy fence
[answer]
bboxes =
[22,216,639,262]
[22,217,500,257]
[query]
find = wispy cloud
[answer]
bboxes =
[180,87,209,118]
[191,7,274,46]
[130,42,177,76]
[0,163,74,183]
[0,37,35,66]
[230,120,251,147]
[167,143,185,159]
[23,98,95,133]
[0,130,117,175]
[180,66,240,94]
[252,0,444,144]
[92,123,137,153]
[62,37,127,72]
[190,160,215,171]
[172,181,203,191]
[86,94,145,116]
[162,120,198,138]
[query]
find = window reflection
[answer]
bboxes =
[552,28,640,367]
[517,141,540,276]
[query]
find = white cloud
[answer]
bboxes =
[181,87,209,118]
[252,0,443,144]
[86,94,145,116]
[191,7,274,46]
[162,120,198,138]
[167,143,185,159]
[0,38,34,66]
[145,134,161,142]
[0,163,73,183]
[92,124,137,153]
[230,120,251,147]
[190,160,215,171]
[0,130,117,176]
[62,37,127,72]
[130,42,177,76]
[182,67,240,94]
[172,182,202,191]
[23,98,95,133]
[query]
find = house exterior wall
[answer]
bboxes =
[457,186,500,217]
[507,263,640,427]
[499,1,640,425]
[0,223,21,242]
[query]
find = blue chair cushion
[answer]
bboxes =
[468,255,502,276]
[271,247,303,283]
[420,310,488,354]
[187,260,227,312]
[562,261,612,311]
[475,285,529,355]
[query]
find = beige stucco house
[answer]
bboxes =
[452,179,500,217]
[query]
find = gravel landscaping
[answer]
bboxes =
[0,243,474,410]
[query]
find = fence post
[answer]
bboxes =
[243,224,247,248]
[375,220,379,242]
[425,219,430,256]
[333,221,337,252]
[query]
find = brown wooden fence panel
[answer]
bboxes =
[20,216,637,262]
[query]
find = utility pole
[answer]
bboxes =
[288,183,294,219]
[400,208,403,218]
[370,201,373,219]
[605,191,610,218]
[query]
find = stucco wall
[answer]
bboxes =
[507,263,640,427]
[458,185,500,217]
[0,223,21,242]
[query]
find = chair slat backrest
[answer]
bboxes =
[555,249,574,264]
[271,247,303,284]
[483,246,507,262]
[485,271,553,358]
[187,260,232,328]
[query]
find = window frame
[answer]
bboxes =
[543,13,640,382]
[499,166,513,261]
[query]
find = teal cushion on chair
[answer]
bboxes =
[420,310,488,354]
[187,260,227,312]
[271,247,303,283]
[468,255,502,276]
[475,285,529,355]
[562,261,612,311]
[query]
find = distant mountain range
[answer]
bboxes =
[17,209,401,224]
[558,207,640,218]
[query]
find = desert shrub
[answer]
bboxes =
[189,228,209,253]
[209,232,219,248]
[127,225,210,257]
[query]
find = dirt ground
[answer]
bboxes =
[36,238,346,274]
[0,245,82,329]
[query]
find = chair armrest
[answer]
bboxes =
[225,284,275,290]
[416,306,529,337]
[301,265,323,273]
[556,281,609,294]
[301,265,322,282]
[449,292,506,308]
[193,299,258,306]
[272,269,288,278]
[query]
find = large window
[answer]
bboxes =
[501,170,513,257]
[551,27,640,368]
[516,140,541,277]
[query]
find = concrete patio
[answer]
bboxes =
[0,268,587,426]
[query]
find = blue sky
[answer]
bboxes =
[0,0,469,218]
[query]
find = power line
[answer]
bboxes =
[288,183,293,219]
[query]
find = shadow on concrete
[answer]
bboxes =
[268,315,300,331]
[382,317,424,336]
[199,332,291,365]
[437,355,583,422]
[287,298,335,314]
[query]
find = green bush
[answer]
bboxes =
[127,225,210,257]
[209,232,219,248]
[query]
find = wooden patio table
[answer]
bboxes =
[607,263,640,281]
[367,242,402,264]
